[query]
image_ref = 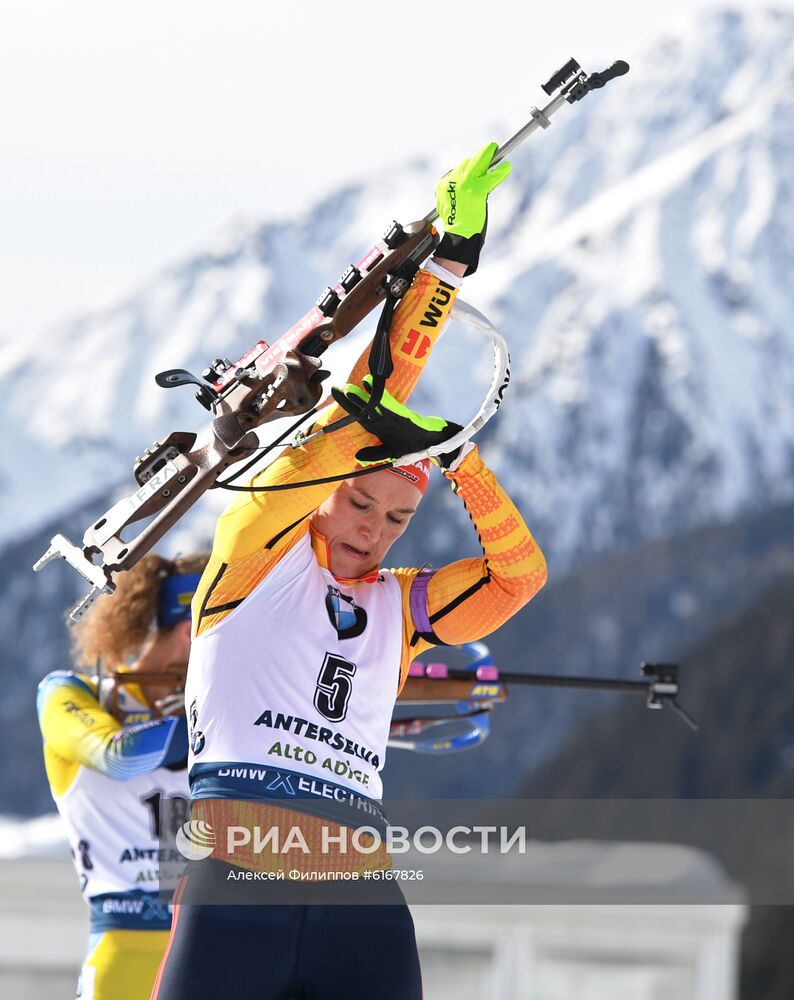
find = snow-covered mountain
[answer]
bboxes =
[5,8,794,817]
[480,7,794,564]
[4,7,794,571]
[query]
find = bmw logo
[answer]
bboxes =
[191,730,205,755]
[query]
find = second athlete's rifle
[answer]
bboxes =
[34,57,629,620]
[390,642,696,754]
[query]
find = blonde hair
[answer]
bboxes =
[70,553,208,668]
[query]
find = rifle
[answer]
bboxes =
[33,58,629,620]
[390,641,696,753]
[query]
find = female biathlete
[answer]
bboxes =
[153,145,548,1000]
[37,554,207,1000]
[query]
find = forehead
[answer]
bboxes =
[344,470,422,511]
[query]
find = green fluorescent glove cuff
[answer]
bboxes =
[435,142,511,238]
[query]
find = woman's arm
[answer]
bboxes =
[195,140,511,633]
[37,671,187,782]
[428,258,468,278]
[192,261,463,635]
[207,261,463,564]
[393,445,548,687]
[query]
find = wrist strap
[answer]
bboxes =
[443,440,476,474]
[435,232,484,275]
[422,257,464,289]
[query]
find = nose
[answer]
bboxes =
[358,511,382,544]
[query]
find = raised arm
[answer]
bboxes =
[37,671,187,785]
[391,445,547,687]
[206,260,462,564]
[194,143,511,635]
[192,262,461,634]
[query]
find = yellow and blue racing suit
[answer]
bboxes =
[37,670,189,1000]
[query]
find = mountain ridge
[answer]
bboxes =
[5,8,794,572]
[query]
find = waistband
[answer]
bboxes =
[89,891,172,932]
[189,761,389,836]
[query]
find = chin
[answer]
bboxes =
[331,549,377,579]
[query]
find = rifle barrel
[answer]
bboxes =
[423,92,568,225]
[450,668,650,695]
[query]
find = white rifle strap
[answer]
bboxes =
[395,298,510,466]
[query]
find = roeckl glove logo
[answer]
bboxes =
[446,181,457,226]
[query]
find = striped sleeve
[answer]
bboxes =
[392,445,548,690]
[37,671,187,781]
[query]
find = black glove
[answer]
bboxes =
[332,376,463,468]
[435,224,487,276]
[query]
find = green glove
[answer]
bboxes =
[331,376,463,467]
[435,141,512,239]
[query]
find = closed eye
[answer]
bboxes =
[350,499,369,511]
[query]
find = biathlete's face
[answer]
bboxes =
[311,470,422,578]
[135,619,193,705]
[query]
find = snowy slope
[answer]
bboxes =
[4,7,794,573]
[473,7,794,564]
[6,8,794,817]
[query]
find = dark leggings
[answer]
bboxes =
[152,897,423,999]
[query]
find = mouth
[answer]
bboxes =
[341,542,370,560]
